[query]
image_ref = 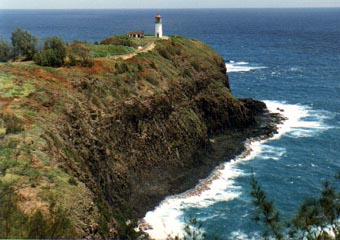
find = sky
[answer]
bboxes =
[0,0,340,9]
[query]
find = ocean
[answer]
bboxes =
[1,8,339,239]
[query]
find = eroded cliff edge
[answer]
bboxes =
[0,37,279,238]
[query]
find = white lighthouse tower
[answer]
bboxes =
[155,14,163,38]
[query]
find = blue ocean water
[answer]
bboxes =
[1,9,339,239]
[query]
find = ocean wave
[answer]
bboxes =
[225,61,267,73]
[264,101,333,138]
[142,101,334,239]
[258,145,286,161]
[143,163,245,239]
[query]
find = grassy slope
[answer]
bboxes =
[86,44,135,57]
[0,62,102,238]
[0,37,254,238]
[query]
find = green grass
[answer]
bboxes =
[86,44,135,58]
[130,36,158,47]
[0,126,80,238]
[0,72,35,98]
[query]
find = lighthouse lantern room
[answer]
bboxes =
[155,14,163,38]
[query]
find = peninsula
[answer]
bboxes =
[0,34,281,238]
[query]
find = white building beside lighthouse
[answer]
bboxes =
[155,14,163,38]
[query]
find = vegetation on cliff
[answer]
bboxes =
[0,34,273,238]
[33,37,67,67]
[0,29,143,67]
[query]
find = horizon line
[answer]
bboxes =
[1,7,340,10]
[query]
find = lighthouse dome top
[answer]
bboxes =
[155,14,162,19]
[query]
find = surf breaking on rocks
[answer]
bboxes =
[140,100,332,239]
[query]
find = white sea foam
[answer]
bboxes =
[142,101,333,239]
[225,61,267,73]
[143,163,244,239]
[236,61,249,65]
[290,67,303,72]
[259,145,286,161]
[265,101,332,139]
[229,230,261,240]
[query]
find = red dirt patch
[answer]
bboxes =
[0,97,14,113]
[61,58,114,75]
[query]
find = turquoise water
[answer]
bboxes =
[1,9,339,239]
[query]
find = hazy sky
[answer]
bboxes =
[1,0,340,9]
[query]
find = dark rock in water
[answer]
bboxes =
[240,98,267,115]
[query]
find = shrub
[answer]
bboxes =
[33,37,66,67]
[34,49,60,67]
[0,37,13,62]
[100,35,135,47]
[43,37,66,55]
[66,44,94,67]
[86,44,135,57]
[68,177,78,186]
[11,28,38,60]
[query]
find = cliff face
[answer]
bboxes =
[0,37,273,238]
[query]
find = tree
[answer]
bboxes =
[250,172,283,239]
[11,28,38,60]
[182,217,205,240]
[0,37,13,62]
[166,217,205,240]
[250,170,340,239]
[33,37,66,67]
[289,179,340,239]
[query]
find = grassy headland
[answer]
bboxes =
[0,35,278,238]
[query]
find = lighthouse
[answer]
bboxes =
[155,14,163,38]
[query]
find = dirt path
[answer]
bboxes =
[111,42,156,60]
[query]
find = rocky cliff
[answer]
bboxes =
[0,37,278,238]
